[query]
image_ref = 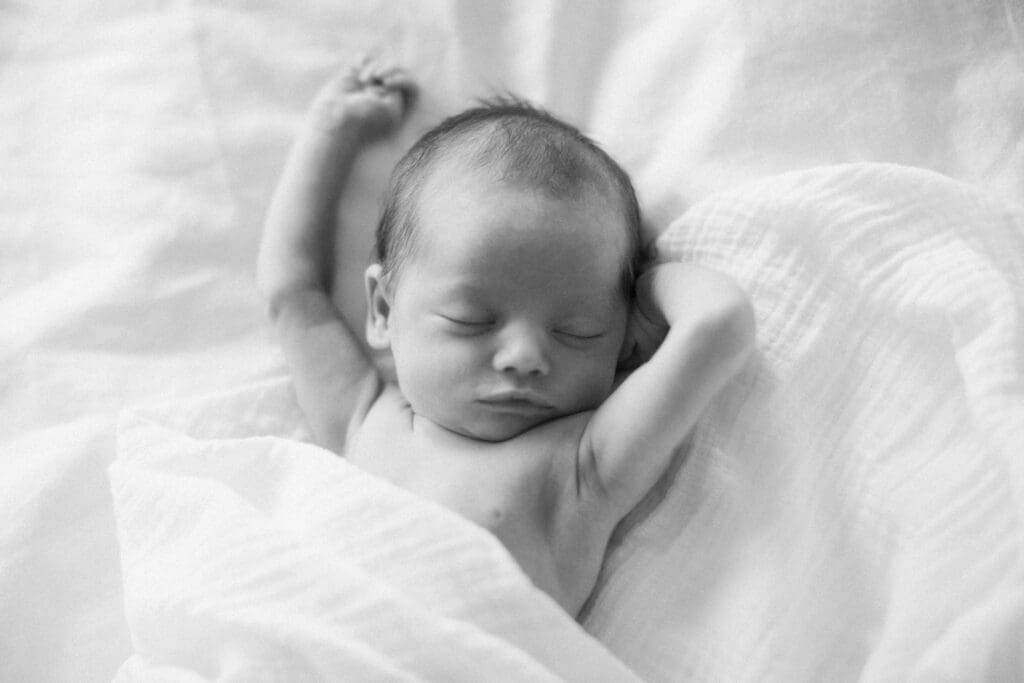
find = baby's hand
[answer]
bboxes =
[618,270,669,372]
[306,55,417,141]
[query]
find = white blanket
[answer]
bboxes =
[105,163,1024,681]
[584,163,1024,680]
[110,387,637,681]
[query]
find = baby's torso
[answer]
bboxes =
[345,384,618,615]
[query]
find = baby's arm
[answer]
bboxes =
[579,263,756,510]
[257,59,415,452]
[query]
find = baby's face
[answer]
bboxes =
[369,171,630,441]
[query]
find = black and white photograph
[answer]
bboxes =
[3,1,1023,680]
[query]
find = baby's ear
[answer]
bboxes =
[364,264,392,350]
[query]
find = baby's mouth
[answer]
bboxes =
[477,391,555,414]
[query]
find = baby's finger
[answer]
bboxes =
[342,58,369,88]
[357,57,394,85]
[368,65,405,82]
[337,65,361,92]
[351,51,375,77]
[369,67,415,98]
[385,76,418,109]
[380,69,415,92]
[377,86,414,119]
[356,66,416,109]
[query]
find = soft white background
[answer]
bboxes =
[2,1,1022,680]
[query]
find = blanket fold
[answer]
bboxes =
[583,163,1024,681]
[109,385,639,681]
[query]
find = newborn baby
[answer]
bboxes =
[258,57,755,616]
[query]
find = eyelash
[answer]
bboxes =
[555,330,603,341]
[442,315,492,328]
[440,316,603,342]
[440,317,491,335]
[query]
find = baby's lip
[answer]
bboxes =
[478,391,554,410]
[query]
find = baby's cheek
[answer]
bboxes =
[568,352,619,408]
[413,339,477,399]
[393,340,441,399]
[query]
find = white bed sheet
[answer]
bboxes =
[3,1,1023,680]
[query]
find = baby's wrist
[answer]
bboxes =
[304,100,364,138]
[298,113,365,156]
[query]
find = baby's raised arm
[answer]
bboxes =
[579,263,756,512]
[257,59,415,453]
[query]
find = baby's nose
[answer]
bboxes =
[492,326,550,377]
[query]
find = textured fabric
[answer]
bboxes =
[109,386,638,681]
[583,163,1024,681]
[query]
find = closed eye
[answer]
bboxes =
[440,314,493,328]
[554,329,605,342]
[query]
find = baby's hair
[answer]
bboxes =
[375,95,643,296]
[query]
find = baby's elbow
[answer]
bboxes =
[256,261,324,323]
[256,269,288,321]
[255,255,283,311]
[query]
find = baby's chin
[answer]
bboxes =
[452,417,548,442]
[435,408,564,443]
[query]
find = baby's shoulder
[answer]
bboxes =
[360,380,410,422]
[345,380,409,444]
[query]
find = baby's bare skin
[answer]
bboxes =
[349,387,614,613]
[258,58,755,616]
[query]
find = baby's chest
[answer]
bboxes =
[351,424,547,532]
[347,399,578,535]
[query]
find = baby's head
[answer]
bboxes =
[365,98,643,441]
